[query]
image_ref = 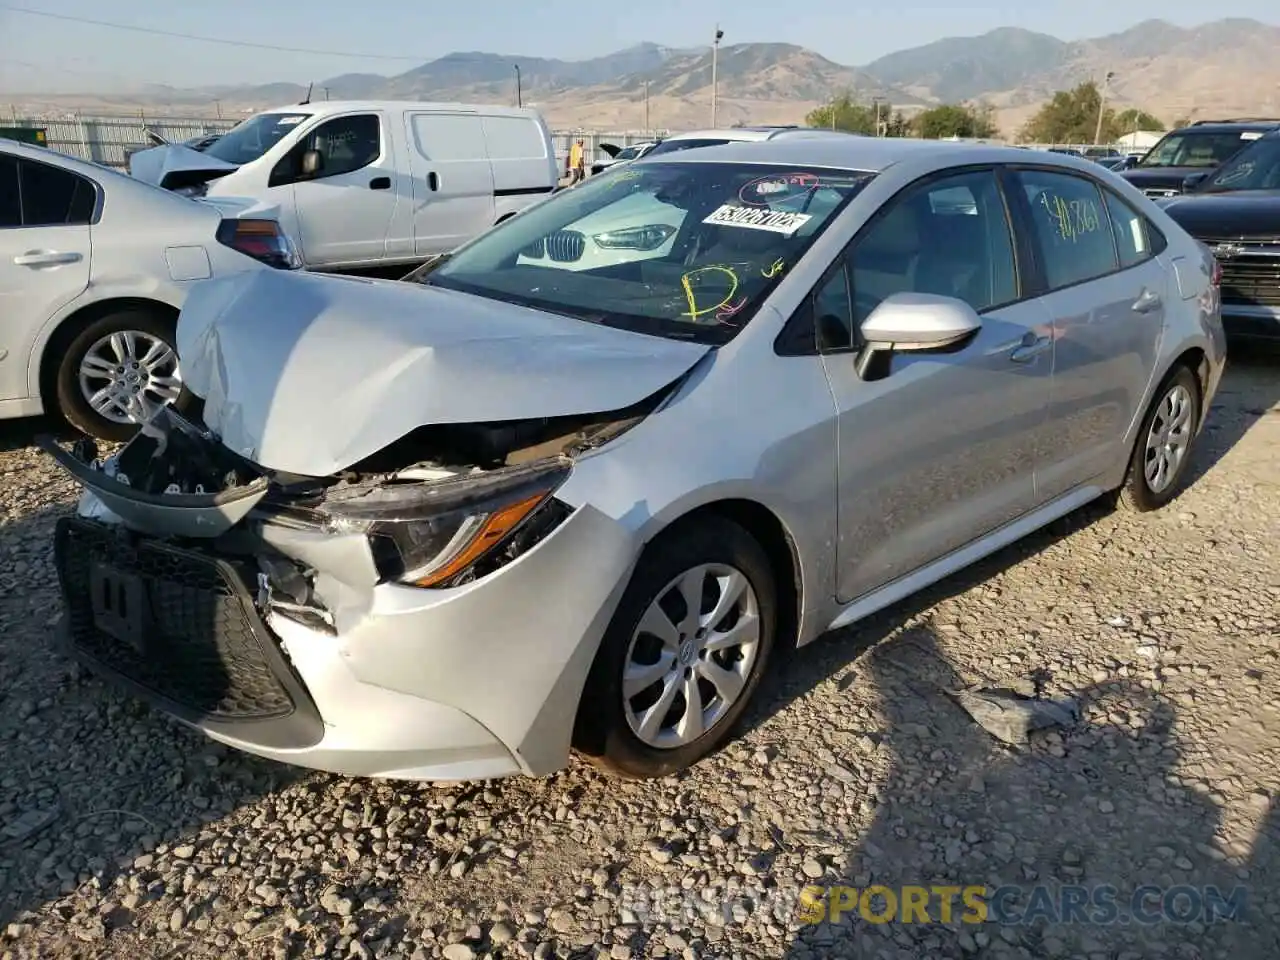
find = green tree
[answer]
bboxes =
[1020,81,1114,143]
[915,102,999,140]
[1114,108,1165,134]
[884,110,913,138]
[806,93,876,135]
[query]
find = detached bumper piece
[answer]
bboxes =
[53,517,323,750]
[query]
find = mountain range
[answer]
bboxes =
[10,18,1280,136]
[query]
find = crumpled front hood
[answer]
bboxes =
[176,270,711,477]
[129,143,239,190]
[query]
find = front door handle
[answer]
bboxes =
[1009,335,1052,363]
[14,250,83,267]
[1132,289,1163,313]
[369,176,391,190]
[427,172,440,192]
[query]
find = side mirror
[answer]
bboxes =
[1181,171,1209,193]
[856,293,982,379]
[301,149,324,177]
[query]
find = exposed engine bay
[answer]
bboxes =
[38,375,678,637]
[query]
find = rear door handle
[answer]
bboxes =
[427,172,440,192]
[1132,289,1163,313]
[1009,334,1052,363]
[370,176,391,190]
[14,251,83,267]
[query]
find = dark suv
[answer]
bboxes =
[1119,119,1280,199]
[1157,129,1280,343]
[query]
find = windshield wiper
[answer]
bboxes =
[401,253,452,284]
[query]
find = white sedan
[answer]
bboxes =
[0,138,300,441]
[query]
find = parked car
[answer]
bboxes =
[0,138,299,441]
[1083,146,1123,162]
[42,138,1224,782]
[1156,129,1280,343]
[591,139,661,177]
[641,126,862,158]
[1120,119,1280,199]
[127,101,559,272]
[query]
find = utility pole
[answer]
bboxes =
[213,99,222,119]
[644,80,650,133]
[1094,70,1115,145]
[710,26,723,127]
[514,65,522,107]
[323,87,330,101]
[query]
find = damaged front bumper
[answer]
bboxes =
[38,408,639,781]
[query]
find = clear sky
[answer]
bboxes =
[1,0,1276,93]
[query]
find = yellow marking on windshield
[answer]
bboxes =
[680,266,740,321]
[762,258,786,278]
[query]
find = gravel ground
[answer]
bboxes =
[1,357,1277,960]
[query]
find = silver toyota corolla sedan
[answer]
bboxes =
[41,138,1226,782]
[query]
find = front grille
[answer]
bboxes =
[1218,257,1280,307]
[545,229,586,262]
[54,517,321,747]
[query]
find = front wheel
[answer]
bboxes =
[1118,365,1202,512]
[573,517,778,779]
[55,309,184,442]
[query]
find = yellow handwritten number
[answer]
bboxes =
[1039,193,1101,243]
[762,258,786,279]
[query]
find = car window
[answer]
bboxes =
[849,169,1018,326]
[0,155,19,228]
[426,161,875,344]
[1018,170,1118,290]
[19,159,96,227]
[1137,130,1261,169]
[1203,135,1280,192]
[1101,189,1157,269]
[204,112,311,165]
[813,261,855,351]
[304,114,381,178]
[645,138,735,156]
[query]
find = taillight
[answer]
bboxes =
[216,218,301,270]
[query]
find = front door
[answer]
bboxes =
[282,112,401,267]
[820,168,1056,603]
[0,153,92,402]
[1010,168,1167,498]
[405,112,496,256]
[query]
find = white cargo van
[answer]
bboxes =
[128,101,559,271]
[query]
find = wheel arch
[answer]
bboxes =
[33,296,180,408]
[641,497,803,652]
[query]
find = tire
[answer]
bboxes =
[1117,364,1202,513]
[55,309,185,443]
[573,516,778,779]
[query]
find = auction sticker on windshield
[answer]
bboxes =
[703,204,813,234]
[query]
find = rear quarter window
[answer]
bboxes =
[410,114,487,162]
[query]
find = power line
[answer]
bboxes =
[0,4,427,61]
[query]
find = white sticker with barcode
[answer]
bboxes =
[702,204,813,235]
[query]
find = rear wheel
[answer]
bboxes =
[55,309,184,442]
[1117,365,1201,512]
[573,517,777,779]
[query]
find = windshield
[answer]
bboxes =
[203,112,312,165]
[1202,135,1280,192]
[427,161,874,343]
[1137,130,1263,169]
[614,144,648,161]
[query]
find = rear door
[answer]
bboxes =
[0,153,93,402]
[274,111,400,267]
[406,112,496,255]
[1008,168,1167,499]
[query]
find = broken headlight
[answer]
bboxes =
[318,458,572,587]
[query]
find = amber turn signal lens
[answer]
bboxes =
[411,492,549,587]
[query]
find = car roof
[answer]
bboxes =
[663,126,850,143]
[1171,120,1280,133]
[0,137,129,180]
[635,135,1088,174]
[256,100,542,118]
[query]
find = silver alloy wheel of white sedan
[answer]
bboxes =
[623,562,761,749]
[77,329,183,425]
[1143,382,1194,494]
